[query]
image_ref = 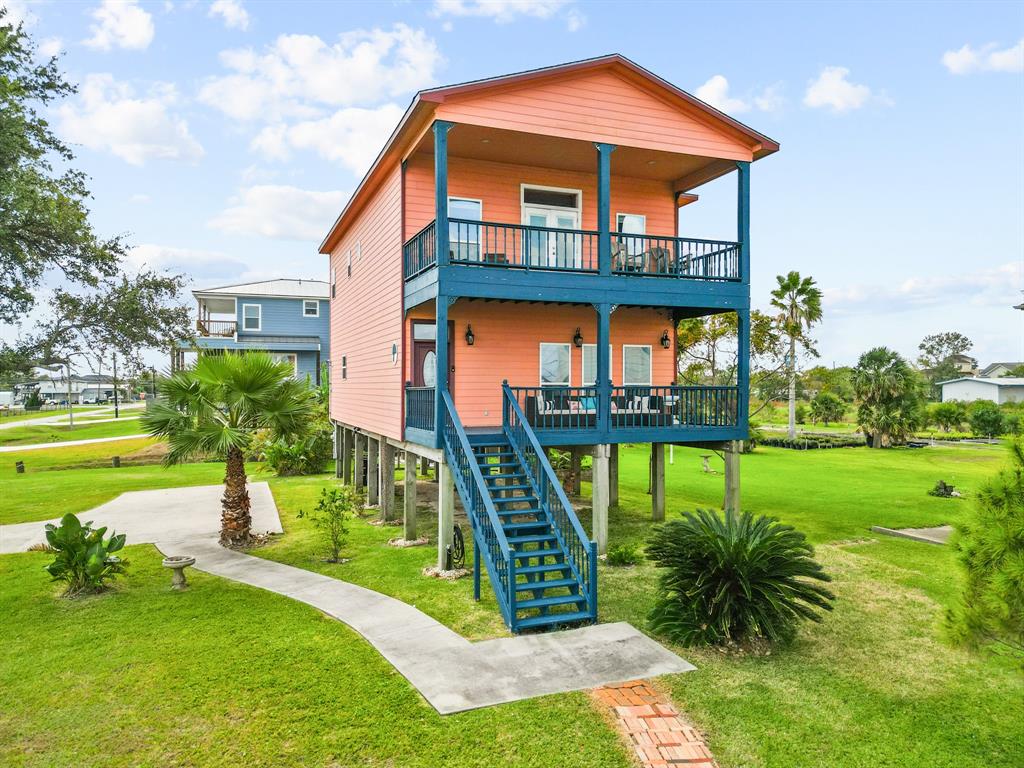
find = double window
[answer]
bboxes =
[242,304,261,332]
[303,300,319,317]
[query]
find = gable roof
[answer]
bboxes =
[319,54,780,254]
[980,362,1023,375]
[194,279,329,299]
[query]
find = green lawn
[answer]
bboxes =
[0,406,105,425]
[1,442,1020,767]
[0,418,148,447]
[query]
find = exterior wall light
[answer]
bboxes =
[573,327,583,348]
[660,330,671,349]
[465,324,475,346]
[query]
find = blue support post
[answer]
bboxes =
[434,120,454,267]
[595,143,615,276]
[736,160,750,284]
[473,540,481,601]
[736,161,751,435]
[596,302,611,439]
[435,296,449,449]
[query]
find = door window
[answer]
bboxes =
[540,343,571,386]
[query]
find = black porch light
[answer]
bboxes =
[465,324,475,346]
[660,329,671,349]
[572,327,583,348]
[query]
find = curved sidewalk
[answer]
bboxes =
[0,483,693,714]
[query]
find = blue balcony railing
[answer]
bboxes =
[402,218,741,281]
[404,385,435,432]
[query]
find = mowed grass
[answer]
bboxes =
[1,441,1020,767]
[0,417,146,447]
[0,546,629,768]
[0,406,105,425]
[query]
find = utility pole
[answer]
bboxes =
[65,361,73,428]
[112,352,119,419]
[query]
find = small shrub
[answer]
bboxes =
[298,487,357,562]
[795,404,808,424]
[246,428,274,462]
[265,428,332,476]
[947,441,1024,657]
[43,513,128,597]
[24,390,43,410]
[606,543,642,567]
[968,400,1007,438]
[646,509,834,646]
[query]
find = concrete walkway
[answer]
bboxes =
[0,433,150,453]
[0,483,693,714]
[871,524,954,545]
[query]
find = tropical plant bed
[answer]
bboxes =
[759,434,866,449]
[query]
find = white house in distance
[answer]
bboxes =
[979,361,1023,378]
[940,377,1024,404]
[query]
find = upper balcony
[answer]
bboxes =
[196,318,237,338]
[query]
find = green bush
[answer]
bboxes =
[606,543,642,567]
[43,513,128,597]
[930,400,968,432]
[809,391,846,425]
[646,509,835,646]
[265,417,333,476]
[298,487,357,562]
[794,403,808,424]
[947,441,1024,657]
[24,389,43,410]
[968,400,1007,438]
[246,428,274,462]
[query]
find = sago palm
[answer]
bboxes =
[142,352,313,547]
[770,271,823,439]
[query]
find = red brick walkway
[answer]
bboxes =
[592,681,716,768]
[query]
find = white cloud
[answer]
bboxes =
[803,66,873,113]
[565,7,585,32]
[38,36,63,57]
[433,0,569,22]
[84,0,154,51]
[198,25,441,122]
[57,74,203,165]
[128,243,251,281]
[825,262,1023,316]
[2,0,37,27]
[250,104,404,175]
[942,39,1023,75]
[694,75,784,114]
[208,185,347,242]
[209,0,249,30]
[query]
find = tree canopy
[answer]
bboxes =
[852,347,926,448]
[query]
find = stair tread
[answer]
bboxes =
[513,547,563,560]
[501,521,551,532]
[516,610,592,630]
[494,495,538,505]
[517,562,571,575]
[515,577,578,592]
[497,509,543,518]
[508,533,557,545]
[516,594,586,610]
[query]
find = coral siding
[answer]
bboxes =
[435,70,753,162]
[330,164,404,440]
[403,154,676,242]
[407,302,674,428]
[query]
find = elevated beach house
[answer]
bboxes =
[173,279,330,384]
[321,55,778,632]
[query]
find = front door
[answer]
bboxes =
[523,207,580,269]
[410,321,454,389]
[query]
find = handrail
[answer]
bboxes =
[440,390,515,624]
[402,220,437,278]
[502,382,597,619]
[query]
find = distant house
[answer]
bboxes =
[16,372,127,405]
[173,279,330,384]
[979,362,1023,378]
[945,354,978,376]
[940,377,1024,404]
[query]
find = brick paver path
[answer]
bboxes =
[593,681,716,768]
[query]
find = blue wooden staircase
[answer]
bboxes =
[440,389,597,633]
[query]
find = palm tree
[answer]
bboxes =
[770,272,823,439]
[852,347,925,448]
[142,352,313,547]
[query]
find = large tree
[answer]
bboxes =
[852,347,926,448]
[0,14,191,377]
[918,331,973,397]
[770,272,823,439]
[0,12,123,322]
[142,353,314,548]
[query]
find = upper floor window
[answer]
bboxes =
[242,304,261,332]
[623,345,652,386]
[616,213,647,257]
[449,198,482,262]
[330,267,336,298]
[303,300,319,317]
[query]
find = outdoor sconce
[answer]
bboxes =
[573,327,583,348]
[660,329,671,349]
[465,324,475,346]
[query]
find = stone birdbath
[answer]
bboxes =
[162,555,196,590]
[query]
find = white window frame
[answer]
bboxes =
[449,197,483,262]
[241,303,262,332]
[622,344,653,386]
[539,343,571,387]
[581,344,614,387]
[615,212,646,233]
[520,183,583,221]
[302,300,319,318]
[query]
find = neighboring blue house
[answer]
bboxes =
[173,279,330,384]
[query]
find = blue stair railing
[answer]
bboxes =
[501,382,598,623]
[440,391,517,629]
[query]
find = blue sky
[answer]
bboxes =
[3,0,1023,369]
